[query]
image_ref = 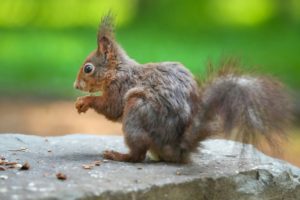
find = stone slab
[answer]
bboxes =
[0,134,299,200]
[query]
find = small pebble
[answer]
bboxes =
[15,164,22,168]
[0,175,8,180]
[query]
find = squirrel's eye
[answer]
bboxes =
[83,63,95,74]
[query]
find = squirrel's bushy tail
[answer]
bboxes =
[186,59,292,153]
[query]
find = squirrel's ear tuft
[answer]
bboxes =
[98,12,115,38]
[97,12,116,57]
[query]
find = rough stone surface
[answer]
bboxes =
[0,134,300,200]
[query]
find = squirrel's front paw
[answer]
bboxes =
[75,96,93,114]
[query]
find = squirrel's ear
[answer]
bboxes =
[97,13,115,58]
[98,36,113,57]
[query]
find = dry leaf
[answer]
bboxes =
[20,162,30,170]
[93,160,101,166]
[56,173,67,180]
[82,164,93,169]
[4,162,18,166]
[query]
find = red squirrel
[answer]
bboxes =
[74,14,291,163]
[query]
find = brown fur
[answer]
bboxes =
[74,15,292,163]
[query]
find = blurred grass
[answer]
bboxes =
[0,24,300,99]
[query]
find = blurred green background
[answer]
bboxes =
[0,0,300,99]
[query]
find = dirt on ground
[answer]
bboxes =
[0,99,299,167]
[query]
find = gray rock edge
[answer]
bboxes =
[0,134,299,200]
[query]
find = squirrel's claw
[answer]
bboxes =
[75,96,91,114]
[102,150,119,160]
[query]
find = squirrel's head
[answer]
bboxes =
[74,14,120,93]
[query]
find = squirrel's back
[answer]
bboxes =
[124,61,200,113]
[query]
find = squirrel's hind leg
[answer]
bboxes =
[103,96,152,163]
